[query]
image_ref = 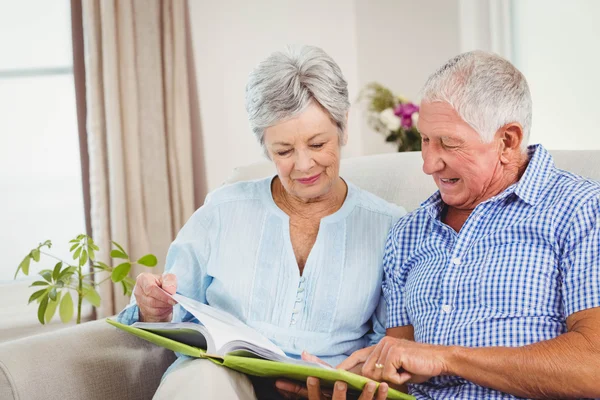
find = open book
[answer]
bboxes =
[107,292,413,400]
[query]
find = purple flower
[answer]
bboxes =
[394,103,419,128]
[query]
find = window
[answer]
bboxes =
[0,0,87,337]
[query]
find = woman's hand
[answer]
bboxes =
[275,352,388,399]
[134,272,178,322]
[276,377,388,400]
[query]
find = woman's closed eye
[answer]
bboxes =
[276,149,292,156]
[310,143,325,149]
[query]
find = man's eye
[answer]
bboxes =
[421,137,430,143]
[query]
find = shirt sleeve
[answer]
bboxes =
[381,222,411,329]
[116,201,216,325]
[560,194,600,316]
[365,295,387,346]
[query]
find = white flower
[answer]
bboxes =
[412,112,419,126]
[379,108,401,131]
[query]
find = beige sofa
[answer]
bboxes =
[1,149,598,400]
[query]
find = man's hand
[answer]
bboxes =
[340,337,449,385]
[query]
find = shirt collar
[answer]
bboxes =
[512,144,554,206]
[419,144,554,216]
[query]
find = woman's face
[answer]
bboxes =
[263,102,346,202]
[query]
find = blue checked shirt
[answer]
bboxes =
[383,145,600,399]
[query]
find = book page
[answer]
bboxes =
[168,292,286,358]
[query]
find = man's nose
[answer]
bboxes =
[422,149,444,175]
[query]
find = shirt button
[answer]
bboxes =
[296,296,303,302]
[451,257,461,266]
[299,276,306,283]
[441,304,452,313]
[297,287,305,293]
[291,318,297,325]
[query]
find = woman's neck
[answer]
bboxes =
[272,177,348,220]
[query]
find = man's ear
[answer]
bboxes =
[496,123,523,164]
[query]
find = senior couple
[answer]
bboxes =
[117,45,600,399]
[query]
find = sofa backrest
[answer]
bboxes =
[226,150,600,212]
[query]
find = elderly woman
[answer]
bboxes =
[116,45,404,400]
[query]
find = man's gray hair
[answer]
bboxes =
[245,45,350,149]
[420,51,532,151]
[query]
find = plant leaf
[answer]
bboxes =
[28,288,48,304]
[121,280,128,296]
[60,292,74,323]
[45,292,61,323]
[49,287,57,301]
[111,262,131,283]
[88,248,95,261]
[73,247,82,260]
[111,241,128,257]
[93,261,110,271]
[52,262,63,281]
[40,270,53,283]
[110,250,128,259]
[38,296,49,325]
[69,239,80,244]
[30,280,50,287]
[79,250,88,266]
[14,256,31,278]
[76,234,85,240]
[58,266,77,282]
[136,254,158,267]
[31,249,41,262]
[83,286,101,307]
[90,243,100,251]
[70,243,79,252]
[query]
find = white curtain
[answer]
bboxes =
[82,0,196,316]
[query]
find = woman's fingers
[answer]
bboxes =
[337,346,375,371]
[135,272,177,322]
[302,351,332,367]
[331,381,347,400]
[307,377,325,400]
[275,379,309,399]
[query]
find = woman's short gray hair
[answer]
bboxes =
[420,51,532,151]
[245,45,350,149]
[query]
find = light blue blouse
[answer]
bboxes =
[117,176,405,368]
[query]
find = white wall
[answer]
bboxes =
[188,0,363,191]
[354,0,461,155]
[188,0,464,191]
[512,0,600,150]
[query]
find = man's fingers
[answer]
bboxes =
[160,273,178,294]
[331,381,347,400]
[275,379,309,399]
[337,346,374,371]
[362,341,387,380]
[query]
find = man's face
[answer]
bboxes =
[417,101,505,210]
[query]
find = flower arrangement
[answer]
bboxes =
[360,82,421,152]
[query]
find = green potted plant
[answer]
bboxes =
[14,234,157,325]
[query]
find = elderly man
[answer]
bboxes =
[278,51,600,399]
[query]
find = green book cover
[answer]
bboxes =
[107,319,414,399]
